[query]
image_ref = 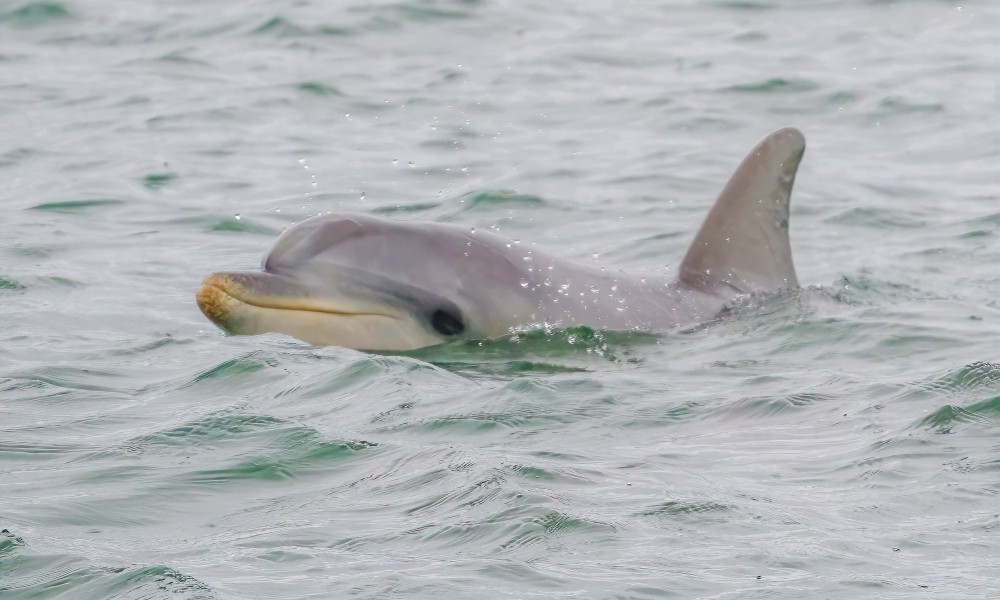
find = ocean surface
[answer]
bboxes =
[2,0,999,598]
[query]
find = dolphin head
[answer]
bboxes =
[196,213,538,350]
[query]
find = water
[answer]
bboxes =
[2,0,999,598]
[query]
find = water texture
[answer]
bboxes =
[2,0,999,598]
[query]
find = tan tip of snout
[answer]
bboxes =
[196,273,239,325]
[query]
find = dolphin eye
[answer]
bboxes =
[430,309,465,336]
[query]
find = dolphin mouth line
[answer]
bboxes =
[197,279,396,320]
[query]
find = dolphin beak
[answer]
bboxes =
[196,271,385,331]
[195,271,443,350]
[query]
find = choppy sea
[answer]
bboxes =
[2,0,999,598]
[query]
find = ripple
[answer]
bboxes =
[639,499,732,520]
[296,81,345,97]
[121,412,287,452]
[251,16,353,37]
[876,96,945,116]
[5,366,134,394]
[0,276,26,291]
[720,391,836,419]
[183,427,380,484]
[453,189,547,212]
[209,216,279,234]
[0,441,89,459]
[186,353,275,384]
[142,172,179,190]
[830,275,928,305]
[0,2,72,28]
[1,529,217,598]
[100,565,217,599]
[915,362,1000,395]
[405,503,615,556]
[81,408,382,490]
[916,396,1000,433]
[372,201,442,214]
[28,198,125,213]
[725,78,820,94]
[825,207,927,229]
[0,146,37,167]
[168,214,281,235]
[712,0,775,9]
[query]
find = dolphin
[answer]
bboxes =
[196,127,805,351]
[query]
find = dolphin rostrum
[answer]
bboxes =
[196,127,805,351]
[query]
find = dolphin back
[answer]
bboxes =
[678,127,804,295]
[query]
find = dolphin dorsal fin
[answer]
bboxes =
[678,127,805,295]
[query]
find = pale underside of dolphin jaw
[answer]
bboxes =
[195,272,445,351]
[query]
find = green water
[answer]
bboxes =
[2,0,999,598]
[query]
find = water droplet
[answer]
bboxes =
[470,226,477,234]
[392,158,398,166]
[360,191,366,200]
[519,279,529,288]
[408,161,415,168]
[234,213,241,220]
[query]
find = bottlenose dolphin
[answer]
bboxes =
[197,127,805,351]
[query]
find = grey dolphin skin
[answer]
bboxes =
[197,127,806,351]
